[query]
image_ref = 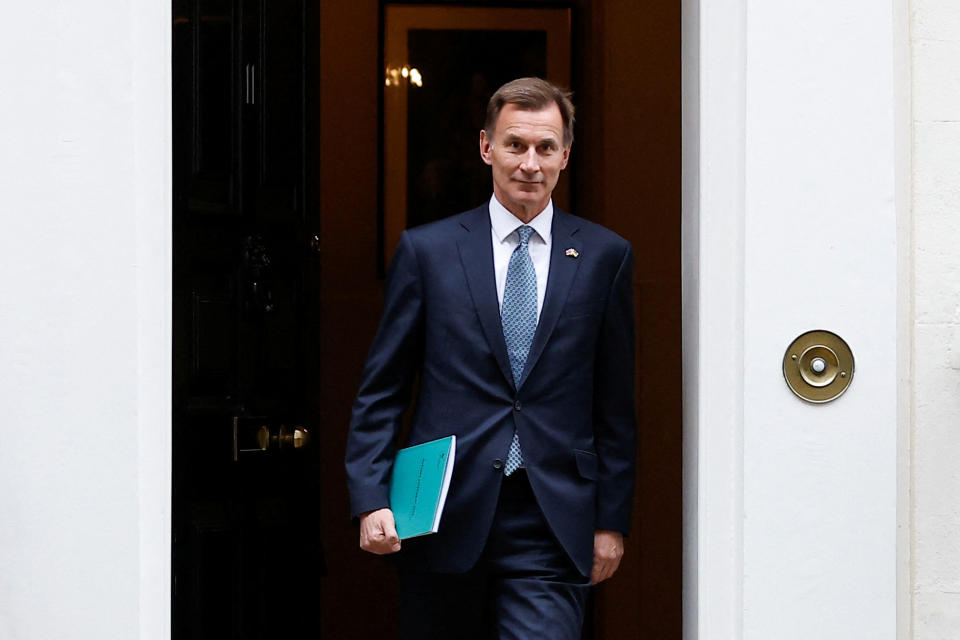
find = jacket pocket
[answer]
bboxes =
[574,449,598,480]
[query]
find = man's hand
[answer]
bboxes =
[591,530,624,584]
[359,508,402,555]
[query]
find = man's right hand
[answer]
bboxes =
[359,508,402,555]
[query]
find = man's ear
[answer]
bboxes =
[479,130,493,166]
[560,144,572,171]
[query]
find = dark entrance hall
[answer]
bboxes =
[171,2,680,637]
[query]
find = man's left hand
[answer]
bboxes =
[591,530,624,584]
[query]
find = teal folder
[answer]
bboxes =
[389,435,456,540]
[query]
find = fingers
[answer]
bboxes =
[590,530,624,584]
[359,508,402,555]
[591,554,621,584]
[380,516,402,553]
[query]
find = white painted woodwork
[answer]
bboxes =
[0,0,935,637]
[684,0,908,637]
[0,2,171,638]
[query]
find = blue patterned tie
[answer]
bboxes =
[501,225,537,475]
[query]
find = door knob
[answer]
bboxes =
[233,420,311,460]
[783,330,854,403]
[276,424,310,449]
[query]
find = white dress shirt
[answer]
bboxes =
[489,195,553,321]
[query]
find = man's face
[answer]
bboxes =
[479,102,571,220]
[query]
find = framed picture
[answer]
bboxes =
[382,5,572,266]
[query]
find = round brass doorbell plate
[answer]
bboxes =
[783,330,854,403]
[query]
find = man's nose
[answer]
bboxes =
[519,149,540,173]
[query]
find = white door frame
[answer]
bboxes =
[1,2,170,639]
[681,0,746,635]
[133,2,173,637]
[681,0,912,638]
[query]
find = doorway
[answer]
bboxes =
[172,1,681,637]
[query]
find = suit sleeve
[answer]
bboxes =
[592,241,638,534]
[344,231,425,519]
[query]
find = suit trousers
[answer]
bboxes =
[397,470,590,640]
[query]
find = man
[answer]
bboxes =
[345,77,636,639]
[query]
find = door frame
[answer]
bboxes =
[134,0,914,638]
[134,2,172,638]
[680,0,746,635]
[680,0,913,637]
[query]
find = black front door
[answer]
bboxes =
[171,1,323,637]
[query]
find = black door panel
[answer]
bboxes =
[172,2,321,637]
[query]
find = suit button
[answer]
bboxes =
[493,458,504,470]
[513,400,522,411]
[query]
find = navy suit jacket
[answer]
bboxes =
[345,203,637,577]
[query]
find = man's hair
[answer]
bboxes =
[484,77,575,147]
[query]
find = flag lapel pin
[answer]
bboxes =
[565,248,580,258]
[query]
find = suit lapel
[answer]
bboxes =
[456,205,515,391]
[518,209,582,388]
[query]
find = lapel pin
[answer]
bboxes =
[565,248,580,258]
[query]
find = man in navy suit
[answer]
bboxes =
[345,77,636,639]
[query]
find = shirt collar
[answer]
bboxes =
[489,195,553,244]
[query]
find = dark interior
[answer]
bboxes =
[171,1,681,637]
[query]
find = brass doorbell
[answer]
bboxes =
[783,330,854,403]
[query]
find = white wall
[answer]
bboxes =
[0,3,170,639]
[686,0,906,637]
[911,1,960,636]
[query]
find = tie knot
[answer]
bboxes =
[516,225,534,246]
